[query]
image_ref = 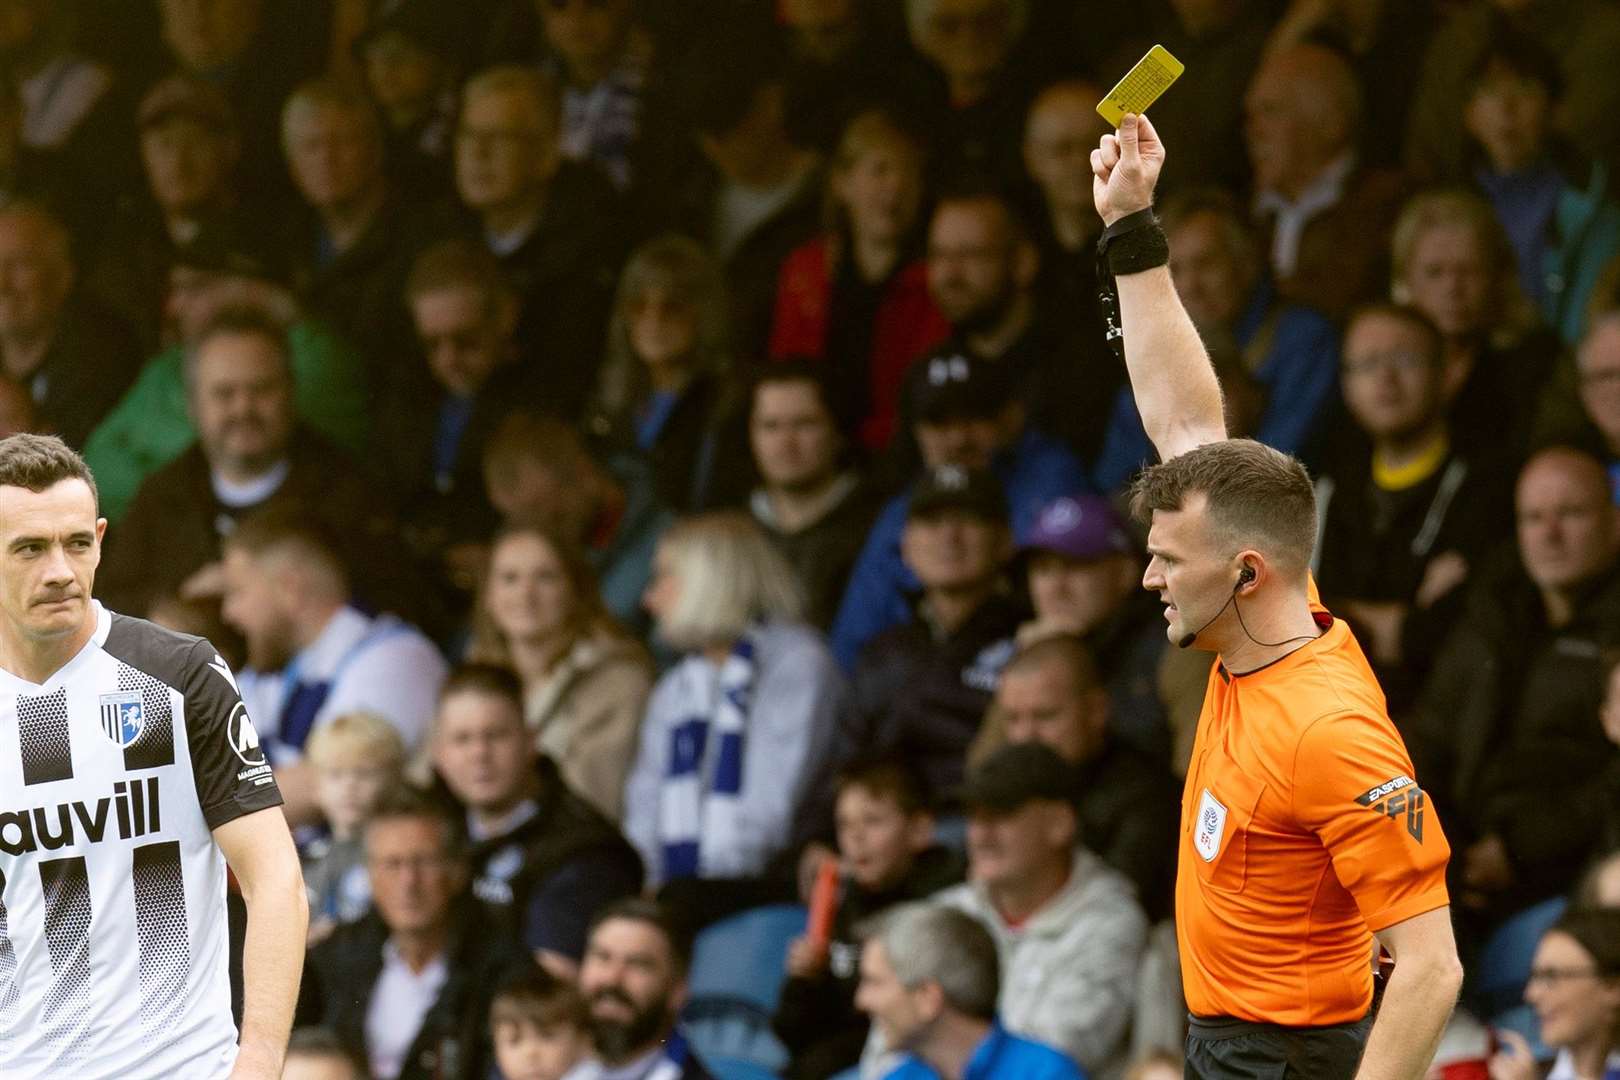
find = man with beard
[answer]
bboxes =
[577,899,716,1080]
[219,511,448,825]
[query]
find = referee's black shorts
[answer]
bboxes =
[1184,1012,1374,1079]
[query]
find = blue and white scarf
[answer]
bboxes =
[659,635,756,882]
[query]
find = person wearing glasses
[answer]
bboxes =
[1313,301,1512,712]
[1488,908,1620,1080]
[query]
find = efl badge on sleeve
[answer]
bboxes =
[100,691,145,748]
[1194,788,1228,863]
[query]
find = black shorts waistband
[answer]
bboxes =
[1187,1012,1372,1041]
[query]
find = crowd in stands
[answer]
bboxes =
[20,0,1620,1076]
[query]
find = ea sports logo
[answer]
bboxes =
[227,702,265,766]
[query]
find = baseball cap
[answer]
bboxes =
[958,743,1077,813]
[907,464,1008,523]
[1020,494,1134,562]
[908,349,1016,424]
[139,76,235,134]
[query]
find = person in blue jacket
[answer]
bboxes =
[855,902,1086,1080]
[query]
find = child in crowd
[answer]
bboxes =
[300,711,406,944]
[490,965,595,1080]
[773,757,965,1080]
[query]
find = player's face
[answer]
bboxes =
[579,918,683,1062]
[750,381,842,493]
[853,939,928,1048]
[997,661,1100,765]
[1525,930,1620,1050]
[485,531,576,644]
[493,1018,590,1080]
[0,478,104,644]
[1142,495,1237,647]
[431,690,535,813]
[365,816,465,934]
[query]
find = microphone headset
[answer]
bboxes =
[1175,565,1319,652]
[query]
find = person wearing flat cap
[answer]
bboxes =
[828,347,1086,670]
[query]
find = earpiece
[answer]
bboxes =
[1238,566,1255,587]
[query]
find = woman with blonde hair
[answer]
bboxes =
[1391,188,1564,455]
[623,511,845,894]
[585,232,733,511]
[469,523,652,821]
[768,107,949,451]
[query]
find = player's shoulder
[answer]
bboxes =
[100,610,218,690]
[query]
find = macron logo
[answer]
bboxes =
[208,654,240,693]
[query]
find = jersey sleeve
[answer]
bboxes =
[1292,711,1451,932]
[181,639,284,830]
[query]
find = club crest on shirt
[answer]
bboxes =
[1194,788,1228,862]
[99,691,145,748]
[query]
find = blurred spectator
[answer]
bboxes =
[968,634,1178,916]
[932,743,1147,1075]
[921,187,1118,464]
[354,0,460,198]
[1125,1048,1184,1080]
[301,711,406,944]
[625,512,843,892]
[1246,43,1406,320]
[579,899,717,1079]
[0,372,34,437]
[466,525,652,822]
[779,0,904,154]
[0,199,143,446]
[538,0,651,192]
[82,237,370,521]
[1412,447,1620,923]
[1461,27,1620,345]
[1314,303,1513,710]
[488,965,594,1080]
[222,512,448,817]
[1020,80,1109,338]
[1094,188,1339,491]
[1571,314,1620,498]
[1136,0,1270,196]
[1013,494,1172,761]
[829,349,1083,669]
[768,108,949,452]
[428,664,643,973]
[299,791,523,1080]
[455,65,623,418]
[1390,189,1562,461]
[774,757,963,1080]
[1405,0,1620,187]
[747,362,881,630]
[1486,908,1620,1080]
[483,412,672,630]
[856,903,1086,1080]
[89,74,246,350]
[1583,849,1620,909]
[282,1027,368,1080]
[668,20,822,359]
[281,78,440,372]
[0,1,113,154]
[98,305,397,620]
[584,233,732,512]
[811,465,1019,847]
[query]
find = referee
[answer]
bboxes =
[0,434,307,1079]
[1089,116,1462,1079]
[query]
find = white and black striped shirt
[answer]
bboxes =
[0,602,283,1079]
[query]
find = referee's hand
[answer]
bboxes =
[1091,112,1166,227]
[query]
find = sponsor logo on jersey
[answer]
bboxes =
[226,701,265,767]
[99,691,145,748]
[0,777,162,855]
[1354,773,1425,842]
[208,653,240,693]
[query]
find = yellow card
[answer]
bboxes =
[1096,45,1185,127]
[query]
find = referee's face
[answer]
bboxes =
[1143,495,1233,648]
[0,477,103,644]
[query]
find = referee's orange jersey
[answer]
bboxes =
[1176,596,1451,1026]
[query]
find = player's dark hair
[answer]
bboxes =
[489,962,590,1033]
[0,434,98,510]
[587,897,693,977]
[1128,439,1317,574]
[835,754,933,818]
[285,1027,366,1076]
[439,662,525,718]
[365,786,469,864]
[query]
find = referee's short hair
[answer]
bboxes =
[1128,438,1317,574]
[0,433,98,511]
[866,903,1000,1022]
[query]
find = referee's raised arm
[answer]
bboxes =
[1090,113,1226,461]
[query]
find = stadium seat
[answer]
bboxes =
[1472,896,1567,1021]
[682,905,808,1076]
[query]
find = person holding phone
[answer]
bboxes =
[1488,908,1620,1080]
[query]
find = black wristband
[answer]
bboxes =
[1098,208,1169,275]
